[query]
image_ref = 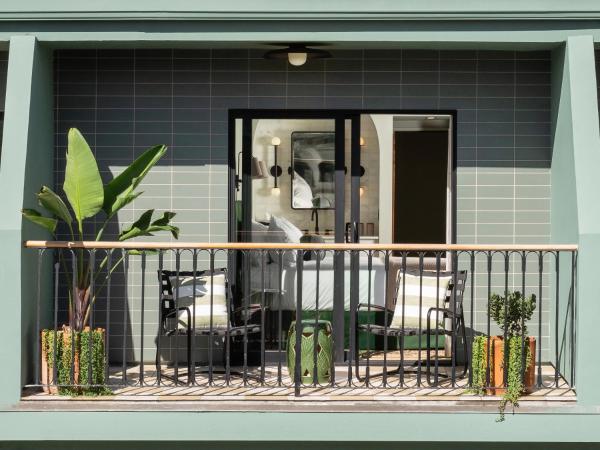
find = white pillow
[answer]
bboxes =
[268,216,303,266]
[292,171,314,208]
[390,272,452,330]
[268,215,303,243]
[169,273,229,330]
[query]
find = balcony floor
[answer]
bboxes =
[21,351,575,405]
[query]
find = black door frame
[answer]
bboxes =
[227,108,457,363]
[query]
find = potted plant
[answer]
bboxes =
[24,128,179,395]
[471,291,536,421]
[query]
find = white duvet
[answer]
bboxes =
[247,254,387,311]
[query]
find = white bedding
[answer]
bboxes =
[248,254,387,311]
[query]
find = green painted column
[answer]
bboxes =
[551,35,600,405]
[0,36,54,407]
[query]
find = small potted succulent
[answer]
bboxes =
[471,291,536,421]
[25,128,179,395]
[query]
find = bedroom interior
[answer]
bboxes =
[231,110,454,357]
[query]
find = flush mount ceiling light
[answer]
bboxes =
[264,44,332,67]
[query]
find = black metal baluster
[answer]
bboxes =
[399,252,407,388]
[242,250,250,387]
[260,249,266,386]
[348,249,356,387]
[555,252,560,388]
[294,249,304,396]
[105,250,112,387]
[485,252,492,390]
[450,251,458,388]
[35,249,43,386]
[122,251,129,386]
[156,250,163,386]
[277,250,283,386]
[209,250,215,386]
[191,250,198,386]
[537,252,543,388]
[520,252,527,387]
[313,249,321,387]
[71,250,77,387]
[139,251,145,386]
[365,250,372,387]
[174,250,181,385]
[468,251,475,388]
[88,249,96,388]
[382,251,389,387]
[52,258,60,390]
[417,253,424,387]
[503,251,509,390]
[432,252,442,386]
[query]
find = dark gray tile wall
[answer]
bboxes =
[53,49,552,362]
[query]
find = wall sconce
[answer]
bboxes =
[270,136,283,196]
[264,44,332,67]
[359,136,366,147]
[359,186,366,197]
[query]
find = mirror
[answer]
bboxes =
[291,131,335,209]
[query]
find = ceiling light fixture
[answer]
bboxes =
[264,44,332,67]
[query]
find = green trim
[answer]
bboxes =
[0,36,54,408]
[1,410,600,442]
[4,0,600,21]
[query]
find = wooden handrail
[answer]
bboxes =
[23,240,579,252]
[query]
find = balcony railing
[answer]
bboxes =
[23,241,577,401]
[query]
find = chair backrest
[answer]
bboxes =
[390,269,468,326]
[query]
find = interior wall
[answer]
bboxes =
[250,115,379,235]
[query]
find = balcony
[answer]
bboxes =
[20,241,576,410]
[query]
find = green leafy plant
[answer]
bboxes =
[26,128,179,395]
[489,291,536,338]
[23,128,179,333]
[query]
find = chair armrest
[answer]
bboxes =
[357,303,391,313]
[233,304,265,322]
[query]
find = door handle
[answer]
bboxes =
[345,222,359,243]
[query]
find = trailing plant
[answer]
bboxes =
[497,336,532,422]
[23,128,179,333]
[470,335,487,395]
[470,290,537,421]
[41,327,110,395]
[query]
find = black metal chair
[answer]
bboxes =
[354,268,468,385]
[156,268,263,384]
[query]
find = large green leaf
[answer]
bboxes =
[22,208,58,234]
[103,145,167,217]
[118,209,179,241]
[63,128,104,232]
[37,186,72,226]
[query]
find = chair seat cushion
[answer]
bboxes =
[389,272,452,330]
[169,273,229,330]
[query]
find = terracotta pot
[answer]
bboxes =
[484,336,536,395]
[40,326,105,394]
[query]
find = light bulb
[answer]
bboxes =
[359,136,365,146]
[271,136,281,146]
[359,186,365,197]
[288,52,308,66]
[271,187,281,196]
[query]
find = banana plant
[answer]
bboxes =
[23,128,179,332]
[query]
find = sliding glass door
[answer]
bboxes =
[229,110,366,363]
